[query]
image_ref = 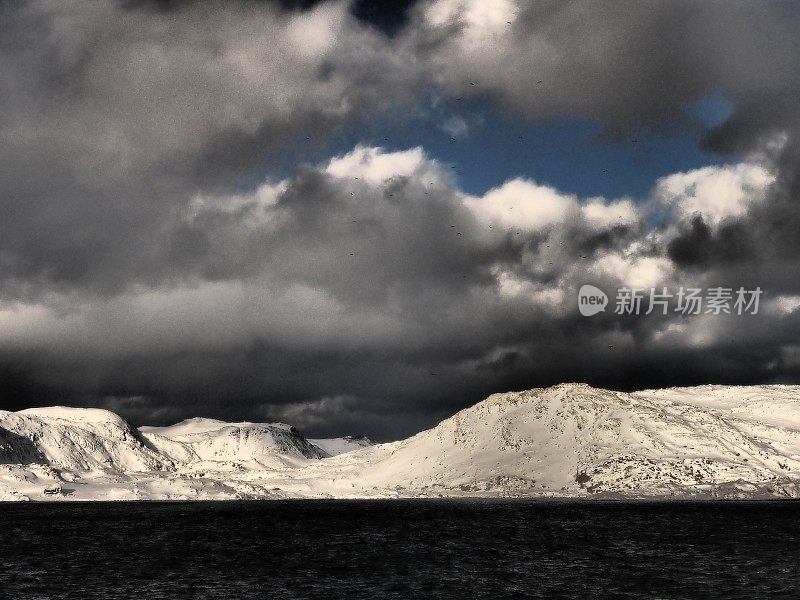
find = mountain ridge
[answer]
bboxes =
[3,383,800,501]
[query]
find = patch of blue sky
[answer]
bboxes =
[247,95,737,205]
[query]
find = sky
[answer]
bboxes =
[1,0,800,440]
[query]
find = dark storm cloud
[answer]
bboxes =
[0,0,417,297]
[405,0,800,135]
[124,0,419,35]
[0,140,660,436]
[667,215,755,269]
[351,0,418,35]
[3,141,780,438]
[2,0,800,438]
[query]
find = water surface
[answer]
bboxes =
[1,500,798,599]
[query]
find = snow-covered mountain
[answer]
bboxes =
[3,383,800,501]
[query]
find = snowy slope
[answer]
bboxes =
[635,385,800,430]
[309,436,374,457]
[4,384,800,501]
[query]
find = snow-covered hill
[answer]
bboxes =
[3,384,800,501]
[140,418,325,468]
[341,384,800,498]
[1,407,168,473]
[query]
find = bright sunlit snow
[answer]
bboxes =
[4,384,800,502]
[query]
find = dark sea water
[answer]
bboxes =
[1,500,799,599]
